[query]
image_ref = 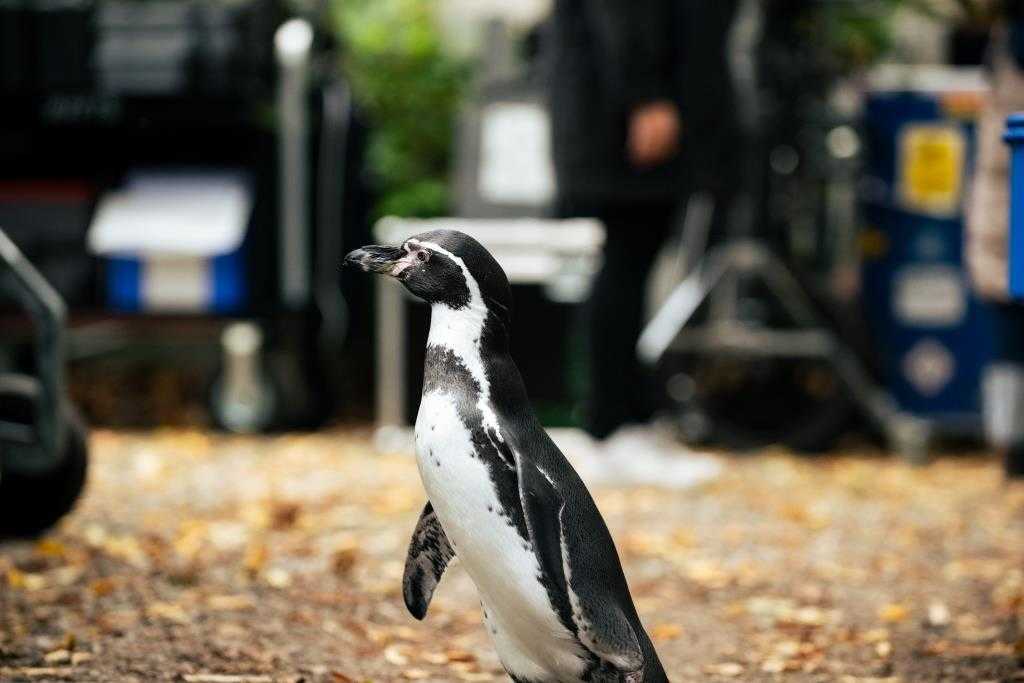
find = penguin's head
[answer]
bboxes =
[345,229,512,320]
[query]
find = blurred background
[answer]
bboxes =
[0,0,1013,449]
[5,1,1024,680]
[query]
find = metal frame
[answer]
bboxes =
[453,20,554,220]
[276,18,314,311]
[638,237,929,460]
[0,228,68,472]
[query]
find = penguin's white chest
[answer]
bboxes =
[414,391,585,681]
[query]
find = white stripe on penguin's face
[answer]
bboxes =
[413,238,503,439]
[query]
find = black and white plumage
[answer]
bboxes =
[345,231,668,683]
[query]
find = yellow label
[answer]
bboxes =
[898,124,965,217]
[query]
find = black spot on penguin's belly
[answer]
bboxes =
[422,347,529,541]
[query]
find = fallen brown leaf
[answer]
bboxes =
[651,623,684,641]
[878,603,908,624]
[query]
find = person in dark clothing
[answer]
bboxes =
[547,1,738,454]
[568,199,677,439]
[548,0,685,207]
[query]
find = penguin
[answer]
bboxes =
[345,230,668,683]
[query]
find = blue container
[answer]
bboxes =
[88,169,252,314]
[105,249,247,314]
[1006,113,1024,298]
[860,69,994,425]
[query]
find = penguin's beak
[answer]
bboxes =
[343,245,410,277]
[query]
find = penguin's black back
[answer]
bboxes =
[485,353,668,681]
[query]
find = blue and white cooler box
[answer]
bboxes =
[860,67,994,426]
[88,170,252,313]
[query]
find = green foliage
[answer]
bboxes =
[809,0,1002,72]
[331,0,470,219]
[823,2,900,69]
[794,0,904,72]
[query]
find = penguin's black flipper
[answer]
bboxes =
[402,502,455,620]
[516,459,644,674]
[516,459,570,599]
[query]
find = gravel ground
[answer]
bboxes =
[1,429,1023,682]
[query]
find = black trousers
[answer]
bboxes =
[562,199,678,439]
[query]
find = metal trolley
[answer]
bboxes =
[0,4,354,433]
[0,229,88,538]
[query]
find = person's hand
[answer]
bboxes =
[628,101,681,167]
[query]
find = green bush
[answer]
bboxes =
[331,0,470,219]
[788,0,1002,73]
[821,2,900,69]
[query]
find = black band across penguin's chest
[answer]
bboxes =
[421,346,528,541]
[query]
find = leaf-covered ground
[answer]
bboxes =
[2,429,1023,682]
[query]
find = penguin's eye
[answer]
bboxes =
[415,250,430,263]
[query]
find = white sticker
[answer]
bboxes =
[902,338,955,396]
[478,102,556,206]
[893,264,966,326]
[142,256,208,311]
